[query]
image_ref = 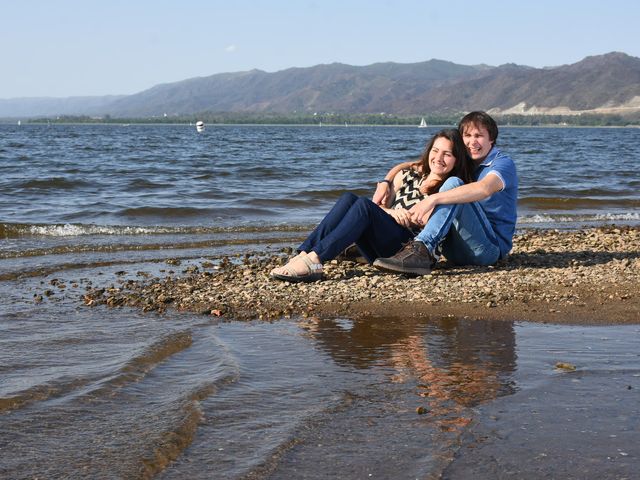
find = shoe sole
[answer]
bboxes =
[373,261,431,276]
[270,272,323,283]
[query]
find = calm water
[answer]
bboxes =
[1,124,640,478]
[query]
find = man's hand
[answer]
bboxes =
[409,197,436,226]
[372,182,391,206]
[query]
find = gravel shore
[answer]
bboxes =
[83,226,640,324]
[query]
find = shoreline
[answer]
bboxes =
[83,226,640,325]
[7,122,640,129]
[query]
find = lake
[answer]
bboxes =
[1,123,639,478]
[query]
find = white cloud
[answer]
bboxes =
[225,44,237,53]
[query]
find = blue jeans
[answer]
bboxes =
[299,192,414,263]
[415,177,501,266]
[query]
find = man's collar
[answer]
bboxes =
[478,146,499,166]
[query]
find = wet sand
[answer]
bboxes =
[83,226,639,325]
[441,322,640,479]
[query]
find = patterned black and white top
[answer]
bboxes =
[389,169,425,210]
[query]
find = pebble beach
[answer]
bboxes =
[83,226,640,325]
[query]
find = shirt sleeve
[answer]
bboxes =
[489,154,517,191]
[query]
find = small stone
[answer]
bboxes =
[555,362,577,372]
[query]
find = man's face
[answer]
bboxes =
[462,124,493,163]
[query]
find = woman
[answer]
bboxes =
[270,129,472,282]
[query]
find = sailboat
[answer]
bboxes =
[418,117,427,128]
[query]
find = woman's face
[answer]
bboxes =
[428,137,457,177]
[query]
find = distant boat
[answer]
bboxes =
[196,121,205,133]
[17,120,21,126]
[418,117,427,128]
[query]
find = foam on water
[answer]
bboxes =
[520,211,640,223]
[0,222,312,239]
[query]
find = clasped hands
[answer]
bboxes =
[373,182,435,228]
[387,198,435,228]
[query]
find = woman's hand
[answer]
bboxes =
[387,208,414,228]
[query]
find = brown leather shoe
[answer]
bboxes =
[373,241,435,276]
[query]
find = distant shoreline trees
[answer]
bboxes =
[19,111,640,127]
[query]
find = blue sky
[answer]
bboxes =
[3,0,639,98]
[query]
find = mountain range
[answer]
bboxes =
[2,52,639,118]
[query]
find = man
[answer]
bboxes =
[372,111,518,275]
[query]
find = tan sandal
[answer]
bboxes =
[270,254,323,283]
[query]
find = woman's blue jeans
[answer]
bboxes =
[299,192,413,263]
[415,177,501,266]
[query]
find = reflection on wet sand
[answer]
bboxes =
[301,315,517,433]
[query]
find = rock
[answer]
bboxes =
[555,362,577,372]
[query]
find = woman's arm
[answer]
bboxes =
[378,169,415,228]
[382,168,407,208]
